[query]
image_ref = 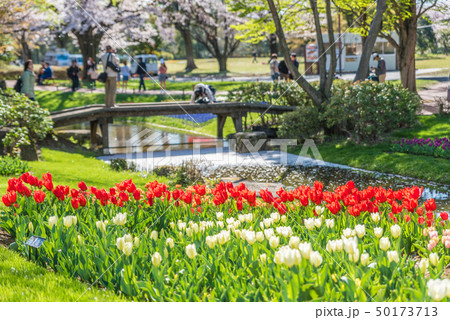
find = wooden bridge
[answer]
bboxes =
[50,102,294,153]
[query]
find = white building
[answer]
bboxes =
[320,33,399,73]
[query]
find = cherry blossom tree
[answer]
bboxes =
[51,0,158,78]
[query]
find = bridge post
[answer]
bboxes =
[232,113,243,133]
[99,118,110,155]
[217,114,227,139]
[90,120,98,149]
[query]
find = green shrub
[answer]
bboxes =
[110,158,136,172]
[0,89,53,155]
[322,81,421,143]
[0,156,29,176]
[278,103,322,140]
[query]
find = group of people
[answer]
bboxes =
[269,52,299,82]
[37,62,53,85]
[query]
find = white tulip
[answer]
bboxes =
[325,219,334,229]
[263,218,273,228]
[185,243,197,259]
[419,258,429,273]
[28,222,34,233]
[310,251,323,267]
[77,235,84,245]
[123,242,133,256]
[166,237,175,248]
[244,230,256,245]
[116,237,124,251]
[326,240,336,252]
[245,213,253,223]
[387,250,399,263]
[269,236,279,249]
[274,251,283,265]
[48,216,58,228]
[206,235,217,249]
[374,227,383,238]
[298,242,312,259]
[96,221,106,233]
[390,225,401,239]
[216,221,224,228]
[349,249,360,263]
[314,218,322,228]
[217,230,230,245]
[281,215,287,223]
[355,224,365,238]
[343,237,358,255]
[216,211,224,221]
[289,236,300,249]
[276,226,292,238]
[260,253,267,263]
[371,213,380,223]
[177,221,187,230]
[429,253,439,267]
[259,222,264,229]
[427,279,448,301]
[271,212,280,222]
[315,206,325,215]
[379,237,390,251]
[112,212,127,226]
[169,221,175,229]
[186,227,193,237]
[150,230,158,241]
[360,253,370,266]
[256,231,265,242]
[152,252,162,267]
[264,228,274,239]
[134,237,140,248]
[304,218,315,230]
[63,216,75,228]
[335,239,344,252]
[343,228,353,238]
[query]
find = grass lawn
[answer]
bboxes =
[415,54,450,71]
[0,247,126,302]
[291,114,450,184]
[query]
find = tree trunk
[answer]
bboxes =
[20,31,32,62]
[218,55,227,72]
[268,33,278,55]
[267,0,324,106]
[398,14,418,93]
[354,0,387,82]
[75,29,102,79]
[399,49,417,92]
[178,26,198,72]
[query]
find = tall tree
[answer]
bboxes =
[267,0,337,106]
[354,0,387,82]
[53,0,158,78]
[417,15,437,54]
[152,1,198,71]
[189,0,242,72]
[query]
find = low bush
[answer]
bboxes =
[323,82,421,143]
[110,158,137,172]
[0,89,53,157]
[0,156,29,176]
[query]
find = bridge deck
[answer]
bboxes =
[50,102,294,153]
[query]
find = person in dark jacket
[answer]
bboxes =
[67,60,81,92]
[374,54,386,83]
[278,53,299,81]
[135,57,147,91]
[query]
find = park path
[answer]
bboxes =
[418,81,449,115]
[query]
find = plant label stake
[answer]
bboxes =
[25,235,46,261]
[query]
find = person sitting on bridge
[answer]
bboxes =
[41,63,53,84]
[190,83,216,104]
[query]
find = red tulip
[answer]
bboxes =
[418,216,425,225]
[405,215,411,222]
[417,207,423,216]
[133,190,141,201]
[78,181,87,191]
[440,212,448,221]
[33,190,45,203]
[71,197,79,209]
[236,200,243,211]
[424,199,436,211]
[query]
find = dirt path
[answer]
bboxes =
[418,81,449,115]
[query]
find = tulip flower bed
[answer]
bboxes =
[392,137,450,159]
[1,172,449,302]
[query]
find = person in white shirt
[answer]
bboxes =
[190,83,216,104]
[121,60,131,92]
[101,45,120,107]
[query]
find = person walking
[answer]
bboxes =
[135,57,147,92]
[101,45,120,107]
[21,59,36,100]
[87,57,97,89]
[158,62,167,93]
[289,52,299,80]
[121,60,131,93]
[67,60,81,92]
[374,54,386,83]
[252,49,258,63]
[269,53,279,82]
[37,62,45,85]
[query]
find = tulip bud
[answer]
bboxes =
[314,218,322,228]
[310,251,323,267]
[360,253,370,266]
[304,218,314,230]
[419,258,429,273]
[390,225,401,239]
[260,253,267,263]
[77,235,84,245]
[63,216,73,228]
[116,237,125,251]
[269,236,279,249]
[123,242,133,256]
[280,215,287,223]
[166,237,175,248]
[245,213,253,223]
[28,222,34,233]
[274,251,283,265]
[374,227,383,238]
[48,216,58,228]
[427,279,448,301]
[343,228,353,238]
[289,236,300,249]
[379,237,390,251]
[185,243,197,259]
[245,231,256,245]
[169,222,175,229]
[134,237,140,248]
[152,252,162,267]
[299,242,312,259]
[355,224,365,238]
[429,253,439,267]
[123,234,132,243]
[256,231,264,242]
[325,219,334,228]
[205,235,216,249]
[271,212,280,223]
[371,213,380,223]
[151,230,158,241]
[387,250,399,263]
[216,211,223,221]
